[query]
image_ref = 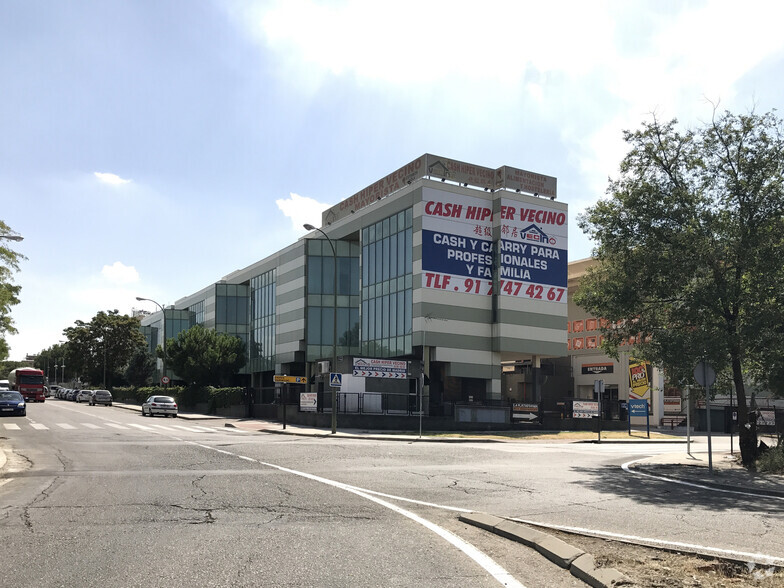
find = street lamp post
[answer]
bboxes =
[136,297,167,384]
[303,223,338,434]
[54,364,58,386]
[0,234,24,242]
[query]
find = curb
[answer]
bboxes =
[628,463,784,498]
[223,423,504,442]
[460,513,627,587]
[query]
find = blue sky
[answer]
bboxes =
[3,0,784,361]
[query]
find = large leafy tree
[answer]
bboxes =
[0,221,26,361]
[125,348,157,388]
[164,325,246,387]
[576,109,784,467]
[62,310,146,387]
[34,342,70,383]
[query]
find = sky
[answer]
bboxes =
[2,0,784,362]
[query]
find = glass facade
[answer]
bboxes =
[306,238,361,361]
[361,208,413,358]
[189,300,204,325]
[249,269,276,373]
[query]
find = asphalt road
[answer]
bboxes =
[2,401,782,587]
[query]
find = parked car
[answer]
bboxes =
[76,390,94,403]
[141,396,178,417]
[90,390,113,406]
[0,391,26,416]
[67,389,79,401]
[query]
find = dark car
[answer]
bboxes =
[0,391,26,416]
[90,390,113,406]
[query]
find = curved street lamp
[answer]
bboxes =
[303,223,338,434]
[136,297,167,384]
[0,234,24,242]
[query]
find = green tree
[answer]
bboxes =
[0,221,26,361]
[34,342,69,383]
[163,325,246,387]
[62,310,146,387]
[576,109,784,468]
[125,348,157,387]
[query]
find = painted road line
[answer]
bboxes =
[3,423,21,430]
[171,425,201,432]
[56,423,77,430]
[105,423,129,430]
[81,423,102,429]
[30,423,49,430]
[188,441,524,588]
[149,424,177,432]
[127,423,155,431]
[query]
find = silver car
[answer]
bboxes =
[90,390,113,406]
[76,390,94,403]
[141,395,178,417]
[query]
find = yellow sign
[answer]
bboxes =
[628,361,650,398]
[273,375,307,384]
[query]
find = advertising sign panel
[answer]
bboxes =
[573,400,599,419]
[663,397,682,413]
[421,188,494,296]
[628,360,651,399]
[512,403,539,421]
[498,198,567,302]
[628,398,649,417]
[582,363,614,375]
[300,392,317,412]
[353,357,408,378]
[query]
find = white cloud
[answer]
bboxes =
[101,261,140,285]
[94,171,131,185]
[276,192,330,231]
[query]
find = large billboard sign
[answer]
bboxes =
[498,199,567,302]
[421,189,493,296]
[422,190,568,302]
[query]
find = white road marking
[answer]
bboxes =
[189,442,523,588]
[81,423,102,429]
[171,425,201,432]
[30,423,49,430]
[3,423,21,430]
[621,458,784,500]
[149,424,177,431]
[56,423,77,430]
[127,424,154,431]
[104,423,129,430]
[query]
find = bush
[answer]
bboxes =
[208,387,244,413]
[756,444,784,474]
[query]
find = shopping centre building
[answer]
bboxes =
[140,154,575,425]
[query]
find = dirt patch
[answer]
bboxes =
[547,530,783,587]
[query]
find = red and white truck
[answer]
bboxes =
[8,367,46,402]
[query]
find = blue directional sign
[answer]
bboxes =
[329,373,342,387]
[628,398,648,417]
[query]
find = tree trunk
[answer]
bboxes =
[732,354,758,467]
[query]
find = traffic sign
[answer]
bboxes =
[628,398,648,417]
[273,375,307,384]
[694,361,716,387]
[161,376,171,385]
[329,373,342,387]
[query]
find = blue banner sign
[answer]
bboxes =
[628,398,649,417]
